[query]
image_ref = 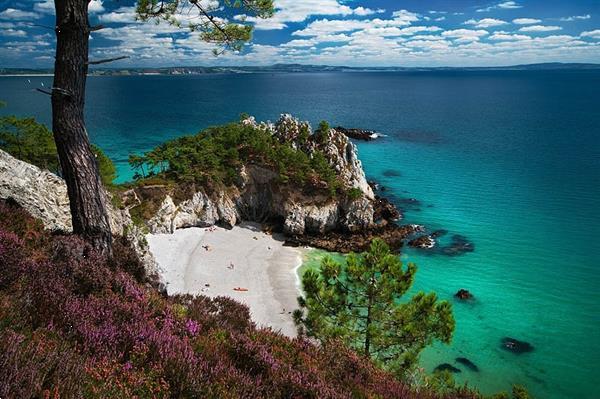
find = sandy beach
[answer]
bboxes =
[146,223,303,337]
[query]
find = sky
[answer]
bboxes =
[0,0,599,67]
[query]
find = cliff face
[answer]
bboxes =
[146,114,377,235]
[0,149,157,273]
[0,114,383,256]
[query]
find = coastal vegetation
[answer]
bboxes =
[41,0,275,255]
[0,199,470,399]
[0,115,116,186]
[0,200,533,399]
[295,239,455,375]
[129,122,342,196]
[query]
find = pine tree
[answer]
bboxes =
[295,238,455,374]
[48,0,274,255]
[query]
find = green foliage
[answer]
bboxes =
[135,0,274,53]
[487,385,532,399]
[295,238,455,375]
[0,116,116,186]
[315,120,331,144]
[0,116,59,173]
[92,145,117,187]
[129,123,341,196]
[298,124,310,144]
[512,385,532,399]
[347,187,363,201]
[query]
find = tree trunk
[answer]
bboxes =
[52,0,112,255]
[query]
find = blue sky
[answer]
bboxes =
[0,0,599,67]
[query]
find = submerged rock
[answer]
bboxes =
[434,363,461,373]
[440,234,475,256]
[454,289,474,300]
[501,337,534,354]
[431,229,448,238]
[455,357,479,372]
[382,169,402,178]
[408,235,436,249]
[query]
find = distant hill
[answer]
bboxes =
[1,62,599,76]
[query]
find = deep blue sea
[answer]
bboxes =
[1,71,599,398]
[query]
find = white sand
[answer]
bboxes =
[146,222,303,337]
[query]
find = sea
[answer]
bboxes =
[1,71,599,399]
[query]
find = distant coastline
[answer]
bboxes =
[1,62,599,77]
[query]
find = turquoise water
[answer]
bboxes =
[1,71,599,398]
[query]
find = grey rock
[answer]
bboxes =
[0,149,158,275]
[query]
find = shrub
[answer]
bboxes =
[0,116,116,186]
[347,187,364,201]
[129,122,343,196]
[315,120,331,144]
[1,200,483,399]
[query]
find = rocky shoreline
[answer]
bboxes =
[0,113,475,267]
[334,126,381,141]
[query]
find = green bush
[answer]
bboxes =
[315,120,330,144]
[0,116,116,186]
[347,187,363,201]
[130,122,342,196]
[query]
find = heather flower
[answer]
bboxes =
[0,200,480,399]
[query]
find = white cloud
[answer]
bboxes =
[240,0,385,31]
[0,28,27,37]
[99,6,138,23]
[391,10,420,24]
[88,0,105,14]
[560,15,591,22]
[477,1,523,13]
[33,0,104,15]
[464,18,508,28]
[293,12,421,37]
[520,25,563,32]
[33,0,54,13]
[0,8,40,20]
[489,32,530,41]
[513,18,542,25]
[580,30,600,39]
[442,29,489,43]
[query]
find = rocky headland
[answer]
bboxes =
[0,113,472,260]
[122,114,426,253]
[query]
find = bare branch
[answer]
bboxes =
[35,88,53,96]
[89,24,105,31]
[36,87,73,97]
[87,56,130,65]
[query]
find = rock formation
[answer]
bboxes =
[501,337,534,354]
[143,114,377,238]
[0,149,157,274]
[334,126,380,141]
[455,357,479,372]
[0,150,72,232]
[0,114,415,258]
[454,289,474,300]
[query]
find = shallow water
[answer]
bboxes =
[1,71,599,398]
